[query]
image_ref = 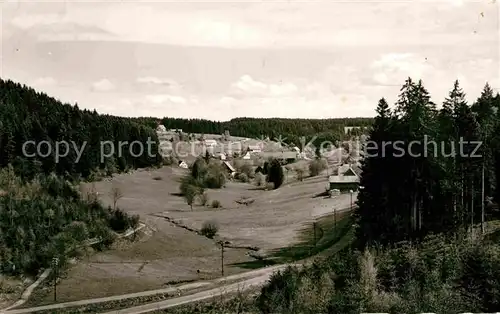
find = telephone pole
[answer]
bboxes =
[481,162,485,234]
[313,222,317,246]
[52,257,59,302]
[220,242,224,277]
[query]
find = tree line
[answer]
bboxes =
[135,116,372,146]
[356,78,500,247]
[0,79,163,182]
[168,78,500,314]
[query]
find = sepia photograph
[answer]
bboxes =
[1,0,499,313]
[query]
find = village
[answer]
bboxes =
[155,123,365,195]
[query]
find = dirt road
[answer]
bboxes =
[2,263,298,314]
[102,263,302,314]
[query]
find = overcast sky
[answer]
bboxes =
[1,0,499,120]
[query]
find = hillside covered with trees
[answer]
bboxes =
[134,116,372,146]
[0,79,163,182]
[170,79,500,314]
[0,79,157,277]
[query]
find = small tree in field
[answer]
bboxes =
[184,184,198,209]
[110,186,123,210]
[267,159,284,189]
[201,220,219,238]
[295,167,305,181]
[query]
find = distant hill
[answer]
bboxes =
[0,79,162,181]
[133,116,373,147]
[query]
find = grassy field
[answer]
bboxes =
[25,151,356,304]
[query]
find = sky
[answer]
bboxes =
[1,0,499,120]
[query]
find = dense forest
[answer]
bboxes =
[172,79,500,314]
[0,79,156,276]
[133,116,372,146]
[356,79,500,246]
[0,79,163,182]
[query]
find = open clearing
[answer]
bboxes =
[29,159,356,304]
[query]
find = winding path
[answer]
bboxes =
[0,223,147,313]
[2,204,354,314]
[2,263,299,314]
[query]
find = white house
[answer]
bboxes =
[344,126,361,135]
[156,124,166,132]
[216,153,227,160]
[248,144,263,153]
[204,139,217,147]
[178,160,188,169]
[242,152,251,160]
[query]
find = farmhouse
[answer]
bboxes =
[222,161,236,177]
[178,160,188,169]
[262,151,299,164]
[337,163,362,176]
[156,124,166,132]
[344,126,361,135]
[329,164,360,192]
[204,139,217,147]
[247,144,262,153]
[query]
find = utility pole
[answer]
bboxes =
[481,162,485,234]
[313,222,317,246]
[471,179,474,237]
[349,190,353,211]
[220,242,224,277]
[52,257,59,302]
[333,205,337,235]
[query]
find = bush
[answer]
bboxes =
[152,176,162,180]
[266,159,284,189]
[237,173,249,183]
[254,172,266,186]
[295,167,305,181]
[201,221,219,238]
[236,162,254,179]
[162,156,174,166]
[108,208,134,232]
[199,192,209,206]
[212,200,221,208]
[309,159,328,177]
[183,184,199,209]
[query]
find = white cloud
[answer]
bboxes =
[145,94,186,104]
[31,76,56,86]
[370,53,433,85]
[231,75,299,98]
[91,79,115,92]
[137,77,178,86]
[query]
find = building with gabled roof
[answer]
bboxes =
[329,164,360,192]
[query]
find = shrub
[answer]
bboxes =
[108,208,134,232]
[191,158,208,179]
[212,200,221,208]
[201,221,219,238]
[162,156,174,166]
[204,163,226,188]
[183,184,199,209]
[237,173,249,183]
[254,172,266,186]
[152,176,163,180]
[266,159,284,189]
[309,159,328,177]
[295,167,305,181]
[237,162,254,179]
[199,192,209,206]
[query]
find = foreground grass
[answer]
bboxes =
[231,210,354,269]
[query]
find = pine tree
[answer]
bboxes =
[355,98,398,246]
[267,159,284,189]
